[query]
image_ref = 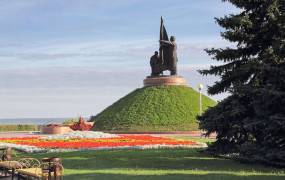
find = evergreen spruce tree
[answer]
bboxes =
[198,0,285,166]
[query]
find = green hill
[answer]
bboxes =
[91,86,216,132]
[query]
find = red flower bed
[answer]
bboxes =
[69,117,93,131]
[0,135,200,149]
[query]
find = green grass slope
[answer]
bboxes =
[91,86,216,132]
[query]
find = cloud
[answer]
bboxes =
[0,0,236,118]
[0,65,228,118]
[0,37,231,69]
[0,0,237,69]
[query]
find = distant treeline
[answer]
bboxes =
[0,124,39,132]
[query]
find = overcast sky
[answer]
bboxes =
[0,0,237,118]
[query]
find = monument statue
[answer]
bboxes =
[150,51,161,76]
[144,17,186,87]
[149,17,178,76]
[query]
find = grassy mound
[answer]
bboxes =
[91,86,216,132]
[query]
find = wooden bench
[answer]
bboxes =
[17,157,63,180]
[0,147,17,179]
[0,160,22,179]
[0,147,12,161]
[0,156,63,180]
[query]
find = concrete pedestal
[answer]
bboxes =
[143,75,187,87]
[41,125,73,134]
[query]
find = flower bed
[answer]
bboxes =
[69,117,94,131]
[0,133,206,153]
[41,124,73,134]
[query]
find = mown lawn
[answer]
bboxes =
[166,136,216,144]
[17,144,285,180]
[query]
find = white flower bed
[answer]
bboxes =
[0,142,47,153]
[42,131,119,140]
[0,142,207,153]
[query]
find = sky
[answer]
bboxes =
[0,0,238,118]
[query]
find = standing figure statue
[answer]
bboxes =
[160,36,178,75]
[148,17,178,76]
[150,51,161,76]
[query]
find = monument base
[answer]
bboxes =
[143,75,187,87]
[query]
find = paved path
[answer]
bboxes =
[0,176,12,180]
[0,132,38,138]
[0,173,14,180]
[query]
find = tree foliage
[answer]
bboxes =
[198,0,285,166]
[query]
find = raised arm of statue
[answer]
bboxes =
[159,40,173,46]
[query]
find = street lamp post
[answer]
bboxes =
[198,84,204,115]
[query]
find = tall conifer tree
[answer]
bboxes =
[198,0,285,166]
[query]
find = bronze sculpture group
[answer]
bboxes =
[150,17,178,76]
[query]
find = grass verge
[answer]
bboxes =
[0,124,38,132]
[15,137,284,180]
